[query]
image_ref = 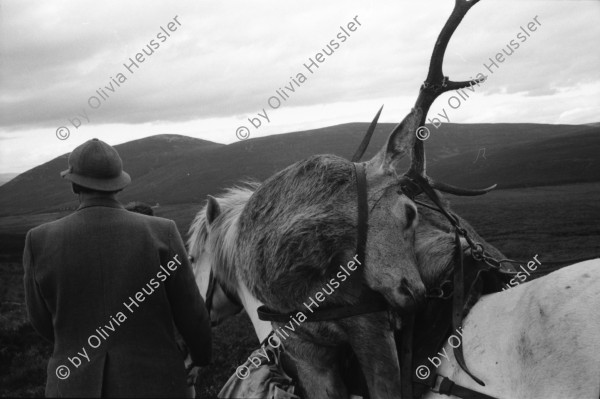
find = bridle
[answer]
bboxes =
[351,125,591,398]
[400,171,520,275]
[397,170,520,398]
[398,169,588,398]
[202,262,243,326]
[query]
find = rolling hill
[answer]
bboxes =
[0,135,222,216]
[0,173,18,186]
[0,123,598,218]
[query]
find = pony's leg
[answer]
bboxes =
[284,336,348,399]
[342,312,402,398]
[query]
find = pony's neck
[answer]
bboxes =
[237,280,272,343]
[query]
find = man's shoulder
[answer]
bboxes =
[125,212,175,229]
[28,212,77,237]
[28,209,176,237]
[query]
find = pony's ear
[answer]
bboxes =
[206,195,221,225]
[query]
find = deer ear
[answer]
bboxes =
[368,108,422,175]
[206,195,221,225]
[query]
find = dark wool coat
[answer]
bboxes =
[23,196,211,397]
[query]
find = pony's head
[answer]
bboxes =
[187,183,259,325]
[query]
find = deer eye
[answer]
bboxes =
[405,205,417,230]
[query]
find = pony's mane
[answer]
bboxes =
[187,181,260,290]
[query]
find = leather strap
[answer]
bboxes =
[257,300,388,323]
[353,162,368,268]
[437,376,497,399]
[221,280,243,308]
[399,313,415,399]
[452,230,484,386]
[205,269,242,315]
[205,269,216,316]
[407,172,485,387]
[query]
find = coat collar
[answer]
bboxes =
[77,196,125,211]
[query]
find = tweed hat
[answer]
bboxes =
[60,138,131,191]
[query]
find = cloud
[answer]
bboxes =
[0,0,598,173]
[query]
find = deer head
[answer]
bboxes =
[349,0,500,295]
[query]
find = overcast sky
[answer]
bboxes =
[1,0,599,174]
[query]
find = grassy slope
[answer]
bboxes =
[2,182,599,397]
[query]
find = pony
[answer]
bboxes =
[186,0,600,395]
[189,190,600,398]
[187,184,255,330]
[188,138,427,398]
[185,172,502,398]
[421,260,600,399]
[229,151,426,398]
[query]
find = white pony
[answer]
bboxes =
[188,189,600,399]
[424,259,600,399]
[187,184,272,343]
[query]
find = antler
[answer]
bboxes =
[403,0,495,195]
[355,0,496,195]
